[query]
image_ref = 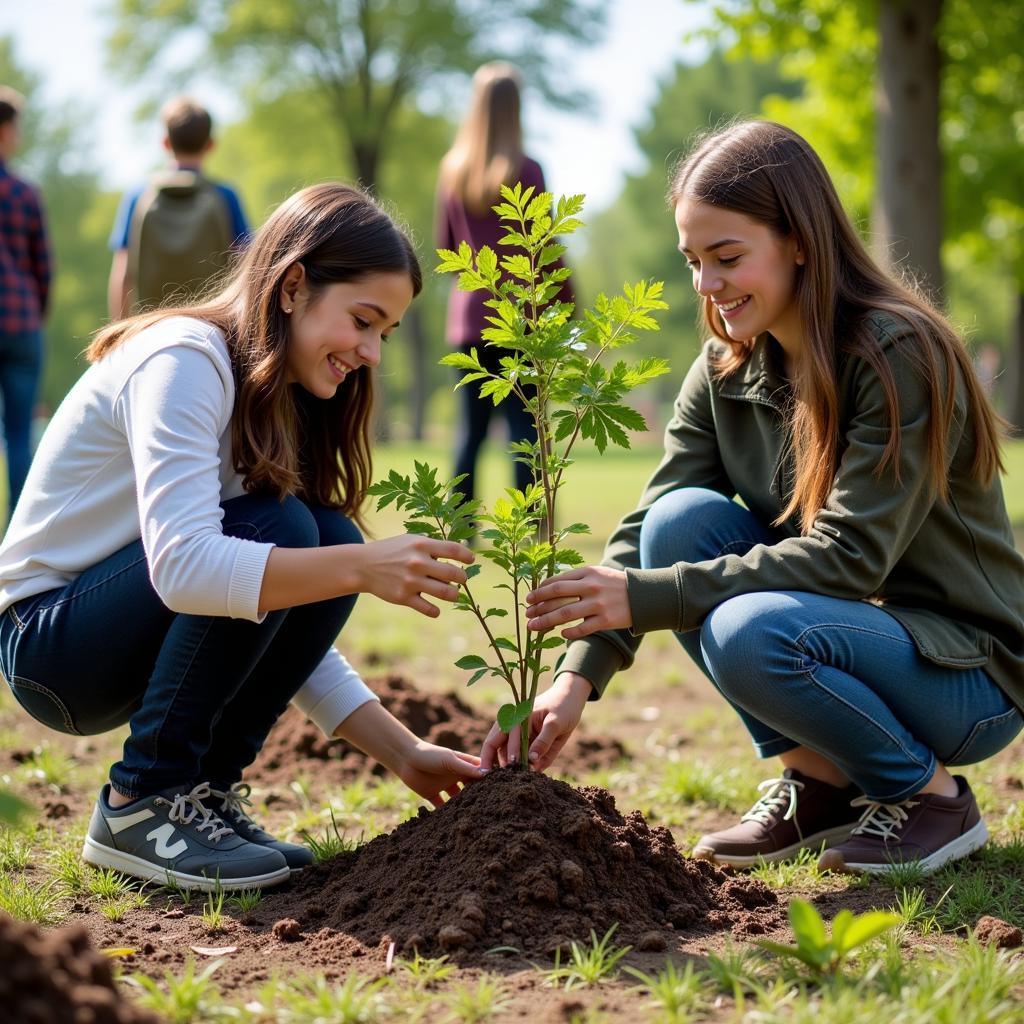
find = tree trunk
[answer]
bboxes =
[873,0,945,304]
[405,305,429,441]
[1004,292,1024,433]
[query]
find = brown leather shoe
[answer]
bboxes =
[817,775,988,875]
[691,769,861,868]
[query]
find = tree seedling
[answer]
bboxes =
[369,184,669,765]
[759,897,901,976]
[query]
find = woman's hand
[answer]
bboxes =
[525,566,631,639]
[395,742,484,807]
[358,534,474,617]
[480,673,593,772]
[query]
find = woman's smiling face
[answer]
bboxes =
[281,270,414,399]
[674,198,805,354]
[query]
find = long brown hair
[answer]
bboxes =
[88,183,422,523]
[668,120,1005,534]
[439,62,525,214]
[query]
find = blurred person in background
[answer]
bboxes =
[0,86,51,523]
[108,96,249,319]
[437,62,574,511]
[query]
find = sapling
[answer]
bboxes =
[368,185,668,766]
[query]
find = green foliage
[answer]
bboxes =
[372,187,668,762]
[399,950,456,989]
[125,957,227,1024]
[300,807,360,863]
[0,790,30,827]
[759,897,901,976]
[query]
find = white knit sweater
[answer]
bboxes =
[0,316,377,736]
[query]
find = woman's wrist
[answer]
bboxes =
[553,671,594,702]
[331,699,418,774]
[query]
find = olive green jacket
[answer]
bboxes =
[560,314,1024,712]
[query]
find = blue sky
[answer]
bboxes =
[4,0,711,210]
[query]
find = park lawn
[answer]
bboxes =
[0,439,1022,1021]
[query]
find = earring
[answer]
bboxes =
[284,307,293,314]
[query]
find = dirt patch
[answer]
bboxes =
[975,915,1023,949]
[0,911,157,1023]
[261,766,783,963]
[247,675,629,791]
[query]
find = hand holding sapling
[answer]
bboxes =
[526,565,631,639]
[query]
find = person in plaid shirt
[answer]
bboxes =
[0,86,50,522]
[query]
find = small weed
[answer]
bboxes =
[49,844,88,895]
[124,958,225,1023]
[161,875,195,909]
[400,950,456,989]
[301,807,360,863]
[932,864,1024,929]
[444,974,511,1022]
[544,925,631,990]
[273,973,389,1021]
[654,759,743,810]
[748,845,828,888]
[0,874,60,924]
[624,959,709,1021]
[889,886,948,936]
[702,942,766,997]
[99,895,148,923]
[0,826,32,870]
[228,887,263,915]
[19,745,75,789]
[202,881,226,932]
[86,867,140,902]
[868,856,929,889]
[759,898,901,976]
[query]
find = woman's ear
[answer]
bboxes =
[279,263,306,314]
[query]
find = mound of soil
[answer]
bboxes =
[248,675,628,790]
[0,911,157,1023]
[265,767,782,962]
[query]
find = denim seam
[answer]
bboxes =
[10,675,81,735]
[794,620,915,652]
[945,707,1022,765]
[30,554,150,614]
[8,605,29,632]
[717,540,755,557]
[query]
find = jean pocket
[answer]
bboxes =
[7,676,83,736]
[945,706,1023,766]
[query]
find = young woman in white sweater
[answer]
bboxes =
[0,183,480,890]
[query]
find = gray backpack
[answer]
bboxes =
[128,169,233,312]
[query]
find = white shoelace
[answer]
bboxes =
[741,776,805,830]
[155,782,234,843]
[849,795,918,842]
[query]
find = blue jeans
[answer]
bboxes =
[0,327,43,519]
[0,493,360,799]
[639,487,1023,801]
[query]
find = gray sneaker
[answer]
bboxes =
[82,782,290,892]
[209,782,314,872]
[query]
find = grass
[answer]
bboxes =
[543,926,632,990]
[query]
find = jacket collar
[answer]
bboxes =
[717,334,791,412]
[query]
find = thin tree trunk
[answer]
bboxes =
[405,305,428,441]
[873,0,945,304]
[1004,292,1024,433]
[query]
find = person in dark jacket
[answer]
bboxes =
[481,120,1024,877]
[436,62,573,509]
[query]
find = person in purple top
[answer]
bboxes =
[0,86,51,522]
[436,63,574,510]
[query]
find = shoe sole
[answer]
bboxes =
[692,823,857,868]
[81,836,292,892]
[816,818,990,876]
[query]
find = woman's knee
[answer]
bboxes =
[700,592,804,703]
[308,505,363,548]
[222,493,320,549]
[639,487,734,568]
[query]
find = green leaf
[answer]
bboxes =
[493,637,519,653]
[440,350,484,371]
[496,699,534,733]
[788,899,829,949]
[466,668,488,687]
[454,655,488,671]
[834,912,902,955]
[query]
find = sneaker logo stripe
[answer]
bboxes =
[145,823,189,859]
[106,808,157,834]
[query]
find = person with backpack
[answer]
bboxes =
[108,97,249,319]
[1,183,481,891]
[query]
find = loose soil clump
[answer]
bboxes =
[265,767,782,962]
[248,675,628,791]
[0,911,157,1023]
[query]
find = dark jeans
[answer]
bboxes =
[0,493,360,798]
[453,342,535,505]
[0,327,43,519]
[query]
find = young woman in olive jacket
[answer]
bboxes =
[481,120,1024,876]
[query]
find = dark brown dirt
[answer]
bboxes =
[975,915,1023,948]
[247,675,629,790]
[261,766,783,963]
[0,911,158,1024]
